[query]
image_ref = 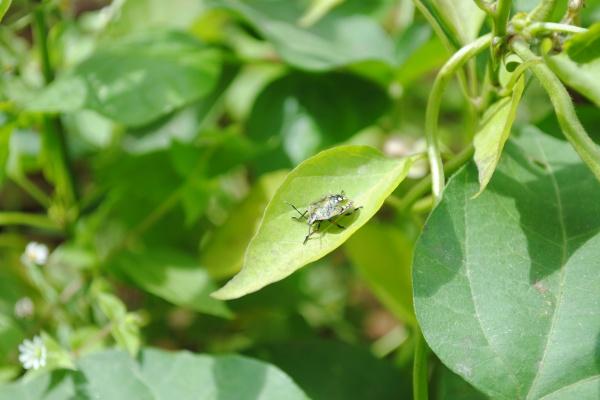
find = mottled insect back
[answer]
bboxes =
[286,191,362,244]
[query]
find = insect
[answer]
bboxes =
[286,191,362,244]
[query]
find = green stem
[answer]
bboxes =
[413,327,429,400]
[33,6,78,219]
[512,40,600,181]
[425,34,492,204]
[527,22,587,35]
[0,212,61,231]
[13,176,51,208]
[493,0,512,37]
[400,144,474,212]
[474,0,494,14]
[498,58,543,96]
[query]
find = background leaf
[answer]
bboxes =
[414,127,600,399]
[545,54,600,107]
[26,31,221,127]
[213,146,414,300]
[212,0,396,71]
[565,22,600,63]
[112,248,232,318]
[0,349,308,399]
[419,0,485,47]
[344,221,416,325]
[247,72,390,171]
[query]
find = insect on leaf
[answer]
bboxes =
[212,145,415,300]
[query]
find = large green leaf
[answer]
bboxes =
[212,145,414,300]
[212,0,396,71]
[0,0,11,23]
[0,349,307,399]
[546,54,600,107]
[414,127,600,399]
[344,221,416,325]
[26,31,221,127]
[473,77,524,195]
[247,72,390,171]
[112,248,232,318]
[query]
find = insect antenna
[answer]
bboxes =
[285,201,308,220]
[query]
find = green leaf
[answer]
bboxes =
[96,293,141,355]
[344,221,416,325]
[419,0,485,47]
[258,339,410,399]
[473,77,525,195]
[0,0,11,23]
[26,31,221,127]
[212,145,414,300]
[112,248,232,318]
[106,0,209,37]
[0,349,308,399]
[201,170,288,279]
[545,53,600,107]
[565,22,600,63]
[247,72,390,171]
[213,0,396,71]
[40,332,75,370]
[414,127,600,399]
[435,365,488,400]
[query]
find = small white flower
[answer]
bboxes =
[18,336,47,370]
[21,242,49,266]
[14,297,34,319]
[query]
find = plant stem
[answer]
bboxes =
[32,6,78,219]
[413,327,429,400]
[13,176,52,208]
[0,212,61,231]
[512,40,600,182]
[527,22,587,35]
[493,0,513,37]
[498,58,542,96]
[425,34,492,204]
[474,0,494,14]
[400,144,474,212]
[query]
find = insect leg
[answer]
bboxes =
[303,221,320,244]
[329,219,345,229]
[345,206,363,216]
[286,202,308,220]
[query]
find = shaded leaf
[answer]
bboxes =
[212,145,414,300]
[26,31,221,127]
[344,221,416,325]
[258,339,410,400]
[435,365,488,400]
[247,72,390,171]
[212,0,395,71]
[546,53,600,107]
[0,0,10,23]
[473,77,525,195]
[112,248,232,318]
[201,170,288,279]
[414,127,600,399]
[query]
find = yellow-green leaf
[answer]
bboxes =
[212,145,414,300]
[473,76,524,196]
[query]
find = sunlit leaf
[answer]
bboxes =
[414,127,600,399]
[26,31,221,127]
[419,0,485,47]
[212,145,414,300]
[473,77,524,195]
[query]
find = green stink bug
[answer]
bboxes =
[287,191,362,244]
